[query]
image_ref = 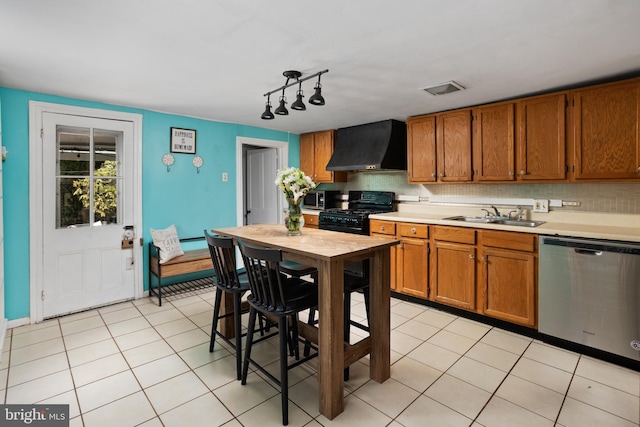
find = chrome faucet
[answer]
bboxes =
[481,208,492,218]
[491,205,501,217]
[506,205,524,220]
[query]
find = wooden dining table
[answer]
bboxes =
[211,223,399,420]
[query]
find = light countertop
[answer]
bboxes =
[304,206,640,243]
[369,206,640,243]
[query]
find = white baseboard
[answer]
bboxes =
[7,317,31,329]
[0,318,7,360]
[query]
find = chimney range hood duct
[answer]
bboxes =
[326,119,407,171]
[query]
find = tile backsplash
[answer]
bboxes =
[319,171,640,214]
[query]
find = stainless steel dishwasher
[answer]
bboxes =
[539,236,640,361]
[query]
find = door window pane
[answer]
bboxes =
[93,178,118,224]
[55,125,122,228]
[94,129,118,174]
[57,177,90,228]
[57,126,90,176]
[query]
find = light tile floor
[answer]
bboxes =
[1,290,639,427]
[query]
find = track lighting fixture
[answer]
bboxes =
[261,69,328,119]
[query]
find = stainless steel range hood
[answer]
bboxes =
[326,119,407,171]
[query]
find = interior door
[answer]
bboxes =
[245,147,278,225]
[41,113,135,318]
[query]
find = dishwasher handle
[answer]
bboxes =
[574,248,603,256]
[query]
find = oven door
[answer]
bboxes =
[319,222,364,235]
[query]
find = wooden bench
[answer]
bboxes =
[148,237,214,306]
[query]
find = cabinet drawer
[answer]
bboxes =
[370,220,396,235]
[398,223,429,239]
[482,230,536,252]
[432,226,476,244]
[303,214,318,228]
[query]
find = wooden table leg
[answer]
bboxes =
[318,258,345,419]
[369,248,391,382]
[218,292,235,338]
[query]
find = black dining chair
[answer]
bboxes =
[237,239,318,426]
[204,230,250,380]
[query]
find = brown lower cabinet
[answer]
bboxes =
[431,226,477,310]
[478,230,537,328]
[371,219,538,328]
[396,223,429,298]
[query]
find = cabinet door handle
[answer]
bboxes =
[411,227,417,234]
[380,226,385,231]
[520,170,526,175]
[508,171,514,176]
[637,166,640,172]
[481,256,487,261]
[439,173,445,177]
[431,172,436,178]
[469,254,475,259]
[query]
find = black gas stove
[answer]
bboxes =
[319,191,395,235]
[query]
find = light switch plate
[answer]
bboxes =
[533,199,549,213]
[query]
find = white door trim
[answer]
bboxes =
[235,136,288,227]
[29,101,143,323]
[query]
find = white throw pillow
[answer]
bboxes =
[150,224,184,264]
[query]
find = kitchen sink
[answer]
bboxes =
[491,219,545,227]
[442,216,495,223]
[443,216,545,227]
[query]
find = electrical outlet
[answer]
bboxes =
[222,172,228,182]
[533,199,549,213]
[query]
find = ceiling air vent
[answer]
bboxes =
[422,80,465,96]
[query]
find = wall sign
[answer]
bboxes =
[170,127,196,154]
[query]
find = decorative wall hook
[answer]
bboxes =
[162,153,174,172]
[192,155,204,173]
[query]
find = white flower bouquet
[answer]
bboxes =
[275,167,317,203]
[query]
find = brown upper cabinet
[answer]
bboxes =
[517,93,567,181]
[407,115,437,183]
[406,77,640,184]
[407,110,472,183]
[299,130,347,183]
[473,102,516,181]
[572,80,640,180]
[437,109,473,182]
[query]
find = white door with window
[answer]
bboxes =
[34,109,139,319]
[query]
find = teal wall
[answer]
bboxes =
[0,87,299,321]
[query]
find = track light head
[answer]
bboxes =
[308,83,325,106]
[291,85,306,111]
[308,74,325,106]
[261,95,274,120]
[261,103,274,120]
[274,95,288,115]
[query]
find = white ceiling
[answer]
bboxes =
[1,0,640,134]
